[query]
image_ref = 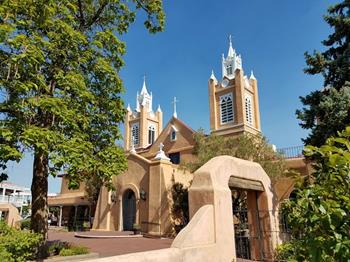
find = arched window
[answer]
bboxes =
[148,125,155,144]
[245,95,253,125]
[131,123,139,146]
[220,93,234,124]
[226,64,233,75]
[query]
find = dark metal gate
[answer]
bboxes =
[232,189,264,261]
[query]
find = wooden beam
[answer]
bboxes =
[228,177,264,191]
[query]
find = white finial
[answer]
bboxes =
[250,70,256,80]
[227,35,235,57]
[172,97,179,118]
[157,104,162,113]
[127,103,131,112]
[210,70,217,83]
[130,136,136,154]
[153,142,170,161]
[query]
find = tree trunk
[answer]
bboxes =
[31,149,49,239]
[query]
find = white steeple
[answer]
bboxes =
[127,103,131,112]
[136,76,153,112]
[157,104,162,113]
[140,75,149,95]
[222,35,242,80]
[227,35,235,57]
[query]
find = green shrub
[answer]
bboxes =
[59,246,89,256]
[45,241,69,256]
[0,221,43,261]
[20,218,31,230]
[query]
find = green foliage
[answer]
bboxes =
[297,1,350,146]
[46,241,69,256]
[20,218,31,230]
[0,0,165,236]
[171,182,189,229]
[185,130,287,182]
[278,127,350,261]
[0,221,43,261]
[59,245,89,257]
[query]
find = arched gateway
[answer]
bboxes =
[122,189,136,231]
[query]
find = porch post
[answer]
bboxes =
[118,196,123,231]
[58,206,63,227]
[74,205,78,230]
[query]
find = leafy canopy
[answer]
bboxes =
[277,126,350,261]
[296,1,350,146]
[185,130,288,182]
[0,0,165,188]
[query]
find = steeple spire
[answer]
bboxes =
[140,75,149,95]
[227,34,235,57]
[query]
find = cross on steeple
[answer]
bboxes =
[172,97,179,118]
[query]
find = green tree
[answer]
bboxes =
[277,127,350,261]
[296,1,350,146]
[0,0,164,239]
[185,130,287,182]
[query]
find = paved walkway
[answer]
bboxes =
[48,231,173,258]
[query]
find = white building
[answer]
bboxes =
[0,181,31,215]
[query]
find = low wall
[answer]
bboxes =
[86,156,277,262]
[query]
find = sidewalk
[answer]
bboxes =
[48,231,173,258]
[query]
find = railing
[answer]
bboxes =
[277,146,304,159]
[0,195,28,207]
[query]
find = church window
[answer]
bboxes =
[226,64,233,75]
[170,125,178,141]
[220,93,234,124]
[131,123,139,146]
[170,130,177,141]
[148,125,155,144]
[245,95,253,125]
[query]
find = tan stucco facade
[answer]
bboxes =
[51,38,312,261]
[92,117,195,236]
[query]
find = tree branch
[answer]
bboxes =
[86,1,108,28]
[78,0,85,28]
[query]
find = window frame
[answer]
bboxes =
[220,93,234,124]
[131,123,140,146]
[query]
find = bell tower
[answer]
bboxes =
[208,37,261,137]
[124,77,163,151]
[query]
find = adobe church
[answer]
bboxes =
[48,38,309,237]
[91,37,262,235]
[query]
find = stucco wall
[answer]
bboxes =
[87,156,277,262]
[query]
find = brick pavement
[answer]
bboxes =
[48,231,173,258]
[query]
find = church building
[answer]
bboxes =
[91,37,263,236]
[49,37,310,239]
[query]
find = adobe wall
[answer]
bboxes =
[87,156,277,262]
[0,204,22,228]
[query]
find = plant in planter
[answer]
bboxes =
[132,224,141,235]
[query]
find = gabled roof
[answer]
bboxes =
[140,116,195,159]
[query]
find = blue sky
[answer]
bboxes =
[7,0,338,193]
